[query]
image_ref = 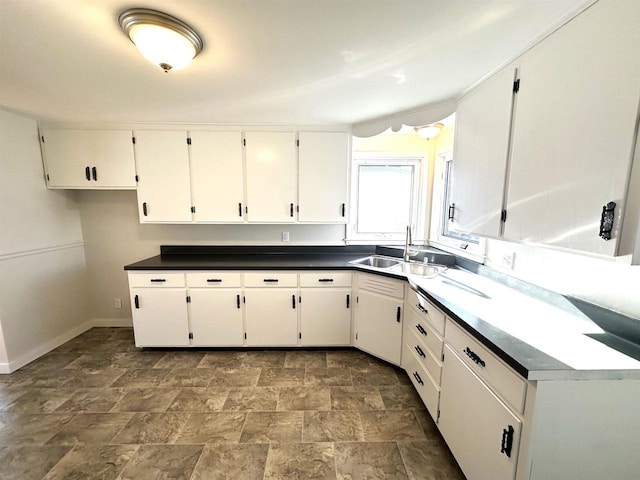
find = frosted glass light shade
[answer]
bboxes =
[414,123,443,139]
[119,8,203,72]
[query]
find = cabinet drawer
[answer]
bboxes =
[128,272,185,288]
[403,342,440,422]
[446,320,526,414]
[406,305,444,359]
[407,326,443,384]
[358,273,404,299]
[186,272,242,288]
[300,272,352,287]
[244,272,298,287]
[407,288,445,335]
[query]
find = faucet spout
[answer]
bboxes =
[404,225,419,262]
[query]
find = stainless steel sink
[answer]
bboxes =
[350,255,402,269]
[401,263,445,277]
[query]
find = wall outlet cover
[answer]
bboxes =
[282,231,290,242]
[502,251,516,270]
[114,298,122,309]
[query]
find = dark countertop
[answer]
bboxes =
[125,245,640,381]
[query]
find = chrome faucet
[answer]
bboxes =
[404,225,420,262]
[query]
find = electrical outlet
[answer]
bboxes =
[501,251,515,270]
[114,298,122,309]
[282,231,290,242]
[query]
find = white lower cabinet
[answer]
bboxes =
[130,288,190,347]
[244,288,299,346]
[439,345,522,480]
[300,288,352,345]
[188,289,243,346]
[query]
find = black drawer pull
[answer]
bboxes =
[92,166,97,181]
[396,306,401,322]
[501,425,515,458]
[341,203,346,217]
[134,295,139,309]
[238,203,242,217]
[448,203,455,221]
[414,345,426,358]
[263,278,279,283]
[290,203,294,217]
[413,371,424,386]
[207,279,222,283]
[318,278,334,282]
[85,166,91,181]
[416,324,427,336]
[150,278,166,283]
[416,303,428,314]
[346,294,350,309]
[142,202,148,216]
[464,347,486,367]
[292,294,296,309]
[236,294,240,309]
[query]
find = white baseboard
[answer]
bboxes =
[91,318,133,328]
[0,320,94,374]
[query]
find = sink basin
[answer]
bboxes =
[402,263,445,277]
[350,255,402,269]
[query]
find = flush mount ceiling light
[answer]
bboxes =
[414,123,444,139]
[118,8,203,72]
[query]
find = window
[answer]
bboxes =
[347,154,425,244]
[430,150,486,261]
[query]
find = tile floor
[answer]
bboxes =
[0,328,465,479]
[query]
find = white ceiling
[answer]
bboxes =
[0,0,591,126]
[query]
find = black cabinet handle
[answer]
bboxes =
[263,278,279,283]
[142,202,148,216]
[416,324,427,336]
[134,295,139,309]
[290,203,294,217]
[238,203,243,217]
[599,201,616,241]
[501,425,515,458]
[341,203,346,217]
[416,303,428,314]
[207,279,222,283]
[292,294,296,309]
[318,278,334,283]
[346,294,350,309]
[414,345,426,358]
[236,294,240,309]
[85,166,91,181]
[448,203,455,221]
[464,347,486,367]
[396,306,401,323]
[413,371,424,386]
[92,166,97,181]
[150,278,166,283]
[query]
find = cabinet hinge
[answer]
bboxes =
[501,209,507,222]
[298,332,302,339]
[442,352,445,362]
[187,137,191,145]
[132,136,136,144]
[513,78,520,93]
[245,206,248,214]
[296,139,300,147]
[244,332,247,340]
[135,175,139,182]
[191,206,196,214]
[437,409,441,421]
[188,332,193,340]
[243,138,246,146]
[356,296,359,303]
[46,174,50,181]
[186,296,191,303]
[243,296,246,303]
[41,135,45,143]
[355,333,358,340]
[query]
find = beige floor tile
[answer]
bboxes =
[264,442,336,480]
[63,368,126,388]
[360,411,427,442]
[329,386,385,410]
[160,368,216,387]
[175,412,246,444]
[0,445,71,480]
[46,413,134,445]
[242,351,287,368]
[277,387,331,411]
[110,388,181,412]
[167,387,229,412]
[154,351,206,369]
[55,388,127,413]
[379,385,427,410]
[191,443,268,480]
[398,440,465,480]
[118,444,202,480]
[209,367,261,387]
[304,367,352,386]
[111,412,188,444]
[257,368,305,387]
[222,387,279,411]
[42,444,138,480]
[284,350,328,368]
[303,410,364,442]
[240,411,303,443]
[197,351,247,368]
[334,441,409,480]
[110,369,171,388]
[0,413,75,445]
[0,388,75,413]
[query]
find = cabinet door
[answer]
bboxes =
[134,130,192,223]
[189,131,245,222]
[300,288,351,345]
[244,289,298,346]
[451,66,515,237]
[130,288,190,347]
[245,131,297,222]
[188,289,243,346]
[42,129,136,189]
[504,0,640,255]
[298,131,349,223]
[355,290,403,365]
[439,346,521,480]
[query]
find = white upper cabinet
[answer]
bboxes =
[41,128,136,189]
[134,130,193,223]
[298,131,349,223]
[245,131,298,222]
[189,131,244,222]
[451,66,516,237]
[503,0,640,256]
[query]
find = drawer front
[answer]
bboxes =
[407,289,445,335]
[445,320,526,414]
[186,272,242,288]
[300,272,352,287]
[406,305,444,359]
[358,273,404,299]
[244,272,298,288]
[128,272,185,288]
[403,343,440,422]
[407,326,443,384]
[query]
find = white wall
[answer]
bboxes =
[0,109,89,372]
[77,190,346,322]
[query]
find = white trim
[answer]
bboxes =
[0,241,85,262]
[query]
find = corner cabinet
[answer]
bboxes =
[40,128,136,189]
